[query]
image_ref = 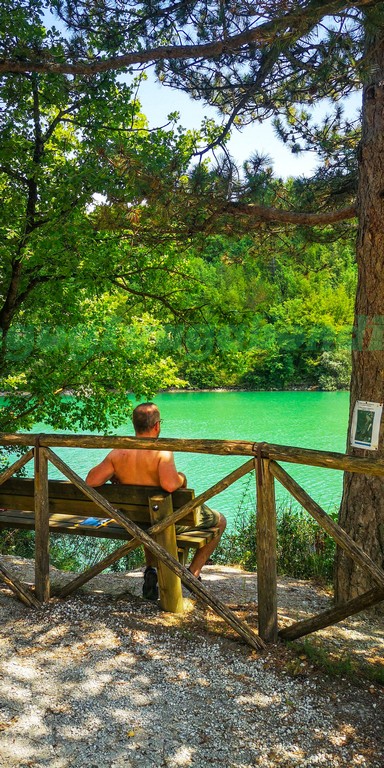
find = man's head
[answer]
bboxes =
[132,402,161,435]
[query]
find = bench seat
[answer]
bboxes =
[0,510,218,549]
[0,478,218,567]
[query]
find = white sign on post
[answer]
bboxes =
[350,401,383,450]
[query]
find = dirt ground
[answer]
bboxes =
[3,556,382,673]
[0,558,383,768]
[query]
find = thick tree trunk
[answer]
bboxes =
[335,23,384,604]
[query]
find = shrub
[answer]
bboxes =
[0,529,35,559]
[48,535,145,573]
[316,348,351,391]
[212,503,337,582]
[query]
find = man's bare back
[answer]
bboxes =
[108,448,165,485]
[86,447,186,492]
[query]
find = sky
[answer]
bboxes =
[138,76,362,180]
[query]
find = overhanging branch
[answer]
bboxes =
[0,1,364,76]
[227,202,357,226]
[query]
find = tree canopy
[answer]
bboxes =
[0,1,367,221]
[0,30,218,430]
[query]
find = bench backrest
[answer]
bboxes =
[0,478,196,526]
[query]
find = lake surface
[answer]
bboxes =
[26,391,350,528]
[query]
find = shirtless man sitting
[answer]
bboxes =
[86,402,226,600]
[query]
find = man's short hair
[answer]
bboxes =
[132,402,160,434]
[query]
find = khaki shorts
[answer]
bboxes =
[176,503,220,533]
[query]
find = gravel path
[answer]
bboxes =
[0,560,383,768]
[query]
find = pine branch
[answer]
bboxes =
[227,201,357,225]
[0,2,367,76]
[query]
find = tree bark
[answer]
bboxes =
[336,18,384,605]
[0,75,42,360]
[226,202,356,227]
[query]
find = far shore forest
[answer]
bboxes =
[146,228,355,394]
[22,225,356,392]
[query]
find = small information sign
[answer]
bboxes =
[350,400,383,450]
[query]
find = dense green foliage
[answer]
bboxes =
[0,46,212,432]
[213,505,337,583]
[161,231,355,391]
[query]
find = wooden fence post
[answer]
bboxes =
[256,457,278,643]
[149,494,184,613]
[34,444,50,602]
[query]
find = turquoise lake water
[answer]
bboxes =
[25,391,350,527]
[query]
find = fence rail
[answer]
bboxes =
[2,432,384,474]
[1,432,383,646]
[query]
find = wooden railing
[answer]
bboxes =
[1,432,384,647]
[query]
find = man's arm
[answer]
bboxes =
[86,453,115,486]
[158,451,187,493]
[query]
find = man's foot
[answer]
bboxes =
[184,569,202,593]
[142,567,158,601]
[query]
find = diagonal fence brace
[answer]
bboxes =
[44,447,265,651]
[270,460,384,590]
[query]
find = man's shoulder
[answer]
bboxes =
[109,448,134,457]
[108,448,133,465]
[157,450,175,462]
[108,448,123,460]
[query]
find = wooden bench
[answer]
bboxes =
[0,477,219,610]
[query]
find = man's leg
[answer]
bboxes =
[188,513,226,578]
[143,548,158,600]
[144,547,156,568]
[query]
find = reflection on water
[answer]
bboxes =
[21,390,349,527]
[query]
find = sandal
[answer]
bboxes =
[142,566,158,601]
